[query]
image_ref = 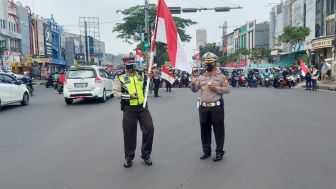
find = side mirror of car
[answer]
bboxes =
[16,80,23,85]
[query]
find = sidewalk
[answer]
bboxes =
[32,80,47,86]
[298,80,336,91]
[317,80,336,91]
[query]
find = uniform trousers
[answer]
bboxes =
[153,79,160,96]
[122,105,154,161]
[199,105,225,155]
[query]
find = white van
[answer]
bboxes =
[63,66,114,104]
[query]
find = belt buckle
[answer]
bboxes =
[205,103,211,107]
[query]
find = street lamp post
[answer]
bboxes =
[168,6,242,14]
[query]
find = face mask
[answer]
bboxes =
[126,64,134,71]
[205,64,214,72]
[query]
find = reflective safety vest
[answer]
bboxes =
[119,74,145,106]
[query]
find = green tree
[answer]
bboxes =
[249,48,271,64]
[199,43,221,57]
[278,26,310,51]
[235,48,249,63]
[113,5,197,67]
[218,52,239,66]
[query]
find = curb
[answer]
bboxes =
[301,85,336,91]
[32,82,46,86]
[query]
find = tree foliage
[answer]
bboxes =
[279,26,310,50]
[218,48,249,66]
[199,43,221,57]
[113,5,196,66]
[249,48,271,64]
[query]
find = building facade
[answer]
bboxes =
[196,29,207,50]
[0,0,22,70]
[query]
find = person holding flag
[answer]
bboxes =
[113,56,155,168]
[191,52,230,162]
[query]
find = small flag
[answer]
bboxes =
[299,59,309,76]
[161,66,176,84]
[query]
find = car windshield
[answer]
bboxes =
[67,69,95,79]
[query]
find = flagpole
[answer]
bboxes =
[143,1,161,108]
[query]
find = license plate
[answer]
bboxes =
[74,83,87,88]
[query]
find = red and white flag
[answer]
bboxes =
[299,59,309,76]
[136,49,144,59]
[135,49,144,62]
[154,0,192,74]
[161,66,176,84]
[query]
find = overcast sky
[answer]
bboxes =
[19,0,273,56]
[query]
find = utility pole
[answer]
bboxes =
[219,21,227,56]
[84,21,89,64]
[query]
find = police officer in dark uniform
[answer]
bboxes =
[113,57,154,168]
[191,52,230,161]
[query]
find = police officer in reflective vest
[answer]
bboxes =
[113,59,154,168]
[191,52,230,161]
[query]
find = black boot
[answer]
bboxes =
[141,155,153,166]
[123,160,133,168]
[200,153,211,160]
[213,152,225,162]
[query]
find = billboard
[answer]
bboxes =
[44,23,52,57]
[37,20,45,56]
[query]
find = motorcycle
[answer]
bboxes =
[231,73,239,87]
[288,75,296,87]
[46,78,54,88]
[263,76,271,87]
[20,77,34,95]
[57,84,63,94]
[238,75,246,87]
[26,83,34,95]
[279,75,292,89]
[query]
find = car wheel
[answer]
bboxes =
[65,98,73,105]
[100,90,107,103]
[21,92,29,106]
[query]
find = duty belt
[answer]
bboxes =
[201,101,221,107]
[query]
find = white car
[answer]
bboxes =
[63,66,114,104]
[0,72,30,109]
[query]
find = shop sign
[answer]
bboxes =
[312,38,334,49]
[44,23,52,57]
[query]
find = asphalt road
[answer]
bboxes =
[0,86,335,189]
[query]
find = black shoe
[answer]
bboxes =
[213,153,224,162]
[124,160,133,168]
[200,153,211,160]
[141,155,153,166]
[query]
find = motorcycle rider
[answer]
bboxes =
[21,72,33,94]
[231,69,238,87]
[57,71,66,93]
[46,74,54,88]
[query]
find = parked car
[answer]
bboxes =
[0,72,30,109]
[63,66,114,105]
